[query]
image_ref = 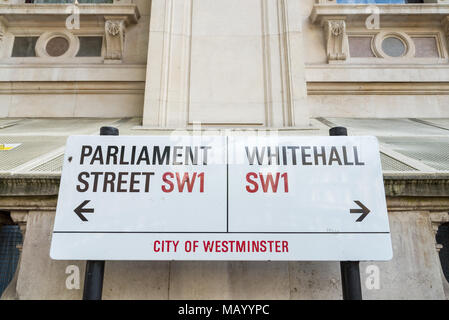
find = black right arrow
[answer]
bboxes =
[350,201,371,222]
[74,200,94,222]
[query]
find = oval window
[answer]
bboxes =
[46,37,70,57]
[381,37,406,58]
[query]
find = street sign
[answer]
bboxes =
[50,135,392,261]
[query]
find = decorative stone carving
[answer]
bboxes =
[106,21,121,36]
[322,18,349,63]
[104,17,127,62]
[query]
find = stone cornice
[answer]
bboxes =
[1,173,449,198]
[0,3,140,26]
[0,174,60,196]
[384,173,449,198]
[0,81,145,95]
[311,4,449,25]
[307,82,449,95]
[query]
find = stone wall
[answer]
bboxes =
[0,0,147,118]
[1,196,448,300]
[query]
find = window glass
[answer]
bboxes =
[11,37,38,57]
[77,37,103,57]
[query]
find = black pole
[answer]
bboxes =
[82,126,119,300]
[340,261,362,300]
[329,126,363,301]
[82,260,105,300]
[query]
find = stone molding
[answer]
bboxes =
[384,174,449,198]
[35,31,80,59]
[0,175,60,197]
[311,3,449,26]
[372,31,415,60]
[0,81,145,95]
[307,82,449,95]
[0,65,146,82]
[0,3,140,24]
[1,173,449,198]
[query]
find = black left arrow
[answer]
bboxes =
[74,200,94,222]
[350,201,371,222]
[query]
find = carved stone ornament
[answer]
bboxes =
[104,17,127,62]
[106,21,121,37]
[323,19,349,63]
[330,20,344,36]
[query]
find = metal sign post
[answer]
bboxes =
[330,126,363,301]
[82,126,118,300]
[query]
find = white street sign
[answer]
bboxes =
[50,135,392,261]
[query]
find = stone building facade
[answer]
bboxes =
[0,0,448,299]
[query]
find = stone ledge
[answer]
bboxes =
[384,173,449,197]
[0,174,60,196]
[311,4,449,25]
[1,173,449,198]
[305,65,449,83]
[0,4,140,25]
[0,81,145,95]
[0,65,146,82]
[307,82,449,95]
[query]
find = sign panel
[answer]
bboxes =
[50,135,392,261]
